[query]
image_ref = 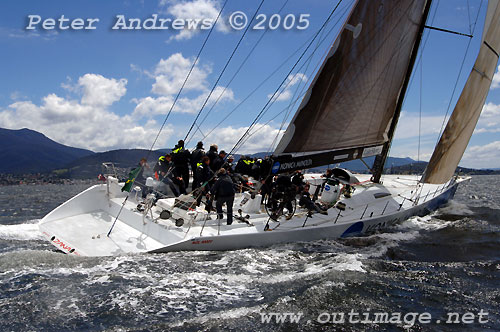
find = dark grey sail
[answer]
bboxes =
[272,0,430,174]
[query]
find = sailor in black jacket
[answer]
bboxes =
[210,168,235,225]
[190,141,205,190]
[171,139,191,189]
[195,156,214,207]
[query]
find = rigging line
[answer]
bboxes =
[424,25,473,38]
[198,38,310,143]
[418,52,422,163]
[378,0,439,172]
[275,14,336,131]
[109,1,227,234]
[249,1,349,133]
[407,0,440,95]
[434,0,483,146]
[257,14,339,130]
[198,1,348,145]
[228,6,345,153]
[268,24,333,153]
[224,51,325,152]
[145,0,228,160]
[228,0,344,157]
[240,91,308,150]
[183,0,266,143]
[239,89,308,149]
[267,3,352,154]
[186,0,291,146]
[269,39,321,151]
[332,1,422,147]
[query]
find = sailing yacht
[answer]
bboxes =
[39,0,500,256]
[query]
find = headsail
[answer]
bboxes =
[272,0,430,174]
[422,0,500,184]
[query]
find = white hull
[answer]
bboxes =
[39,175,466,256]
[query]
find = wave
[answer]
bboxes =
[436,200,474,216]
[0,221,43,241]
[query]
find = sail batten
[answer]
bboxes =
[422,0,500,184]
[274,0,429,166]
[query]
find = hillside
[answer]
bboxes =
[0,128,94,174]
[389,162,500,175]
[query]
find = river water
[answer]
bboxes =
[0,176,499,331]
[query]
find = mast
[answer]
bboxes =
[371,0,433,183]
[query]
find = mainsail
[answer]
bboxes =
[422,0,500,184]
[272,0,430,174]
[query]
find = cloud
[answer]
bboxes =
[392,102,500,139]
[133,54,234,117]
[133,85,234,117]
[162,0,229,41]
[202,123,284,154]
[390,104,500,167]
[268,73,308,102]
[9,91,27,101]
[389,137,436,162]
[79,74,128,107]
[474,102,500,133]
[152,53,211,95]
[0,74,173,151]
[462,140,500,168]
[393,111,445,140]
[0,27,58,41]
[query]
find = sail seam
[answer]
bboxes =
[472,66,487,78]
[484,40,499,58]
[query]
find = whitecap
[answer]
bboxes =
[396,215,453,231]
[437,200,474,216]
[0,223,43,241]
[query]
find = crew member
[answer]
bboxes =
[224,155,235,174]
[343,184,354,198]
[195,156,214,207]
[207,144,219,171]
[190,141,205,190]
[171,139,191,189]
[212,150,227,172]
[299,183,328,215]
[269,173,295,219]
[291,170,305,192]
[153,154,185,197]
[210,168,235,225]
[235,155,254,176]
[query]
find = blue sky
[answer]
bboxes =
[0,0,499,169]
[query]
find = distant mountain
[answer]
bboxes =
[387,161,428,174]
[389,162,500,176]
[0,128,94,174]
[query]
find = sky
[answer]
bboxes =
[0,0,499,169]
